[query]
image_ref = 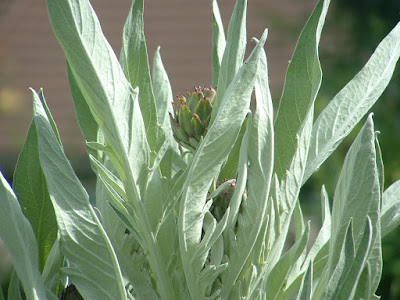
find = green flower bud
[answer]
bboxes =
[170,86,216,151]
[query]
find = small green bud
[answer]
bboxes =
[178,104,194,135]
[188,89,203,112]
[170,86,216,151]
[194,98,213,128]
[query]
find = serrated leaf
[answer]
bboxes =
[274,0,330,178]
[32,89,126,300]
[304,22,400,183]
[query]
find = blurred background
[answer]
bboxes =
[0,0,399,298]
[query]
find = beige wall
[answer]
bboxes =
[0,0,316,162]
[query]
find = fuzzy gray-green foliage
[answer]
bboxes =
[1,0,400,299]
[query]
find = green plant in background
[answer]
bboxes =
[0,0,399,299]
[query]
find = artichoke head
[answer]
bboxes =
[169,86,216,150]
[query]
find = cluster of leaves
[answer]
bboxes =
[0,0,400,299]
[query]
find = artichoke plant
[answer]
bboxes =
[170,86,216,150]
[0,0,400,299]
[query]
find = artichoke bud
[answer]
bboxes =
[191,113,205,138]
[188,89,204,112]
[194,98,213,128]
[170,86,216,151]
[178,104,193,136]
[203,87,217,102]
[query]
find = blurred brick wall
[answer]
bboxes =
[0,0,316,169]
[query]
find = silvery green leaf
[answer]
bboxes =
[66,62,98,148]
[218,120,248,182]
[302,186,331,272]
[294,201,306,241]
[143,168,164,234]
[320,217,373,300]
[274,0,330,178]
[152,47,175,146]
[199,263,228,296]
[7,270,23,300]
[328,114,381,294]
[0,172,47,300]
[220,43,274,298]
[338,217,373,300]
[375,134,384,194]
[47,0,174,288]
[121,0,162,152]
[32,90,126,300]
[212,0,226,86]
[220,116,249,228]
[277,269,306,300]
[13,119,57,273]
[304,22,400,183]
[179,29,268,300]
[297,263,313,300]
[249,109,313,298]
[46,0,150,196]
[210,0,247,125]
[102,207,159,300]
[381,180,400,237]
[193,209,230,276]
[207,179,235,200]
[264,222,310,299]
[321,220,355,299]
[90,154,126,200]
[42,236,63,293]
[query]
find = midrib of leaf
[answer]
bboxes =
[32,90,127,300]
[210,0,247,126]
[273,0,330,179]
[303,22,400,184]
[121,0,162,152]
[219,43,274,298]
[13,122,57,273]
[47,0,176,297]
